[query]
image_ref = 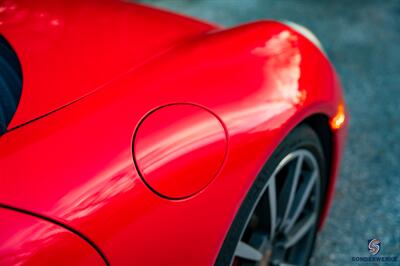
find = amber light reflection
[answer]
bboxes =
[330,103,346,130]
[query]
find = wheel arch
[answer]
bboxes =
[300,113,334,229]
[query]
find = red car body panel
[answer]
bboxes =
[0,1,348,265]
[0,0,215,129]
[0,207,106,265]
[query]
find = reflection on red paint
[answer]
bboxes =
[134,104,227,199]
[0,208,105,265]
[53,151,136,220]
[253,30,306,106]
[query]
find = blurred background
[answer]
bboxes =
[139,0,400,264]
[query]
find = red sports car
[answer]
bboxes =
[0,1,348,265]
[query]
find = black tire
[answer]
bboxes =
[216,124,327,266]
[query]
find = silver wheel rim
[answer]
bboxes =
[233,149,321,266]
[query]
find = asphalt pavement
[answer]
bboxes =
[140,1,400,264]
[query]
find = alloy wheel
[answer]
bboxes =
[233,149,321,266]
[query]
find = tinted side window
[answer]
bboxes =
[0,36,22,135]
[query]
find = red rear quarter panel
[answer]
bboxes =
[0,9,347,265]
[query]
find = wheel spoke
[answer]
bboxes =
[279,155,304,229]
[234,241,263,261]
[285,169,318,233]
[233,149,321,265]
[268,174,277,239]
[284,212,317,248]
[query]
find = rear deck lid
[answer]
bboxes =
[0,0,215,128]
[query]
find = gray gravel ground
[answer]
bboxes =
[140,1,400,264]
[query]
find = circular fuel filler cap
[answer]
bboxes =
[133,103,227,199]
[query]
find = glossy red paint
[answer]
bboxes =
[0,207,105,265]
[133,103,228,199]
[0,1,348,265]
[0,0,216,129]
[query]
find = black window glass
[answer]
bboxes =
[0,36,22,135]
